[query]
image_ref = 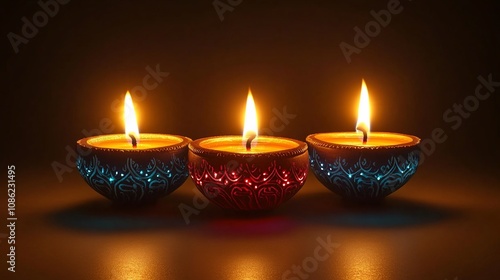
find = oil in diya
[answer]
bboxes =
[306,80,421,201]
[76,92,191,205]
[188,89,309,211]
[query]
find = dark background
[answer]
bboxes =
[2,0,499,171]
[1,1,500,279]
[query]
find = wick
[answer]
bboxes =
[245,132,256,151]
[129,133,137,148]
[356,124,368,145]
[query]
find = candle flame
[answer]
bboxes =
[356,79,370,136]
[124,91,140,144]
[243,89,258,146]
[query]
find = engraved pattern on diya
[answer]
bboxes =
[188,136,309,211]
[306,132,420,201]
[76,134,191,205]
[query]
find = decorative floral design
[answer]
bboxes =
[77,155,188,204]
[310,150,419,200]
[189,160,308,210]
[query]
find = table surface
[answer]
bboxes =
[2,161,500,280]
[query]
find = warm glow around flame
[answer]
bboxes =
[356,79,370,135]
[243,89,258,139]
[124,91,139,142]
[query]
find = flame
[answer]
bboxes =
[356,79,370,135]
[124,91,139,143]
[243,89,258,142]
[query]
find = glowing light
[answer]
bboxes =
[356,79,371,137]
[340,240,393,280]
[124,91,140,144]
[243,89,258,146]
[229,256,268,280]
[102,243,161,280]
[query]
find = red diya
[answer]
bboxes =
[306,80,421,201]
[188,90,309,211]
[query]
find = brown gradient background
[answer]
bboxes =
[1,1,500,279]
[2,0,499,169]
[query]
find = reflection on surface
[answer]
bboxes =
[102,243,158,280]
[340,240,393,280]
[206,216,296,236]
[286,191,457,228]
[228,255,268,280]
[50,198,189,231]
